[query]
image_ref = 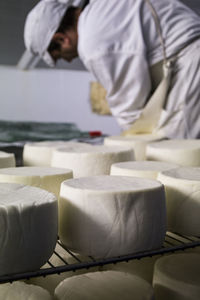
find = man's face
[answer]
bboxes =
[48,30,78,64]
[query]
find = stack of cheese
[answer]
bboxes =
[23,141,89,166]
[110,160,178,180]
[0,151,15,168]
[51,145,134,177]
[0,183,58,276]
[0,282,52,300]
[0,166,73,198]
[104,134,164,160]
[59,175,166,258]
[146,139,200,166]
[158,167,200,236]
[153,253,200,300]
[54,271,155,300]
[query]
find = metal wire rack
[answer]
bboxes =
[0,232,199,284]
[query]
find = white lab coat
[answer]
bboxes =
[78,0,200,138]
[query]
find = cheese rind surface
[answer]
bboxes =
[0,166,73,198]
[0,183,58,276]
[54,271,155,300]
[153,253,200,300]
[0,151,15,168]
[52,145,134,177]
[146,139,200,166]
[110,160,178,179]
[157,167,200,236]
[59,175,166,258]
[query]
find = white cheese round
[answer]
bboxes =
[104,134,164,160]
[153,253,200,300]
[101,256,159,284]
[0,151,15,168]
[23,141,89,167]
[110,161,178,180]
[28,243,100,295]
[0,166,73,198]
[157,167,200,236]
[59,175,166,258]
[0,282,52,300]
[0,281,53,300]
[146,139,200,166]
[54,270,155,300]
[0,183,58,276]
[52,145,134,177]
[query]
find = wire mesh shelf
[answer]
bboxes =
[0,232,199,284]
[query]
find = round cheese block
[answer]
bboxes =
[0,183,58,276]
[0,282,52,300]
[23,141,89,167]
[110,161,178,180]
[59,175,166,258]
[51,145,134,177]
[101,255,161,284]
[54,270,155,300]
[157,167,200,236]
[153,253,200,300]
[0,166,73,198]
[0,151,15,168]
[27,243,100,295]
[146,139,200,166]
[104,134,164,160]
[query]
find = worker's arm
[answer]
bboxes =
[86,51,152,130]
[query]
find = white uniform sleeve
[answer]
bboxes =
[85,52,152,130]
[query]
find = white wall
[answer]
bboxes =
[0,66,121,136]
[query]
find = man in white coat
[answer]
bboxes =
[24,0,200,139]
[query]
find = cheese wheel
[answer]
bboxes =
[104,134,164,160]
[157,167,200,236]
[0,282,52,300]
[102,255,161,284]
[59,175,166,258]
[52,145,134,177]
[23,141,89,167]
[0,183,58,276]
[54,270,155,300]
[110,161,178,180]
[153,253,200,300]
[28,243,100,295]
[0,151,15,168]
[0,166,73,198]
[146,139,200,166]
